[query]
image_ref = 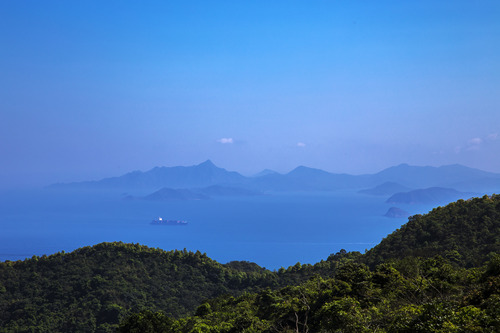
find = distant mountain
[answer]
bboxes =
[251,166,370,191]
[359,182,412,196]
[286,166,366,190]
[372,163,500,188]
[384,207,410,218]
[252,169,279,177]
[131,185,261,201]
[143,188,209,201]
[450,177,500,193]
[386,187,473,205]
[193,185,261,197]
[50,160,247,191]
[49,161,500,194]
[249,172,302,191]
[250,163,500,192]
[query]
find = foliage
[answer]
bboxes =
[0,243,282,332]
[0,242,356,332]
[365,194,500,268]
[119,257,500,332]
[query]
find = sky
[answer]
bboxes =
[1,1,500,188]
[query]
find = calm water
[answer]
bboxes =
[0,188,438,269]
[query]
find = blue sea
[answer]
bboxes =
[0,188,439,269]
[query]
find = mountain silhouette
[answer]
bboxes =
[49,161,500,194]
[50,160,247,190]
[386,187,474,205]
[358,181,412,196]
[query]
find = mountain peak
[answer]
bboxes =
[252,169,279,177]
[288,165,329,176]
[197,160,217,168]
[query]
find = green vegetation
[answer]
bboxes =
[0,243,278,332]
[0,242,357,332]
[365,194,500,268]
[1,194,500,332]
[119,255,500,332]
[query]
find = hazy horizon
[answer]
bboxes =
[8,159,500,192]
[2,1,500,189]
[6,159,500,190]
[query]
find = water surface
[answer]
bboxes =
[0,188,438,269]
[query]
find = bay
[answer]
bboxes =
[0,188,437,269]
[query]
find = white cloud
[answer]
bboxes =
[217,138,234,144]
[464,137,483,151]
[468,137,482,145]
[297,142,306,147]
[456,134,497,154]
[487,133,498,141]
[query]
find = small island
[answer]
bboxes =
[384,207,410,218]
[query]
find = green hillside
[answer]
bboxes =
[0,243,279,332]
[0,242,357,332]
[121,255,500,332]
[365,194,500,268]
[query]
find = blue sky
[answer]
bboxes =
[1,1,500,188]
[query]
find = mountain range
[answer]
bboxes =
[50,160,500,195]
[386,187,476,205]
[51,160,246,190]
[358,181,412,196]
[126,185,262,201]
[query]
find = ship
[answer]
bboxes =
[151,217,188,225]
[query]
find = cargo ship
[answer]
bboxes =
[151,217,188,225]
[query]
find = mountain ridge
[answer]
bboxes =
[48,161,500,194]
[49,160,247,190]
[386,187,476,205]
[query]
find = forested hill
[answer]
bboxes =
[0,243,279,332]
[0,242,355,332]
[120,255,500,332]
[365,194,500,268]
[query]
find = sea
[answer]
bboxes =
[0,188,441,270]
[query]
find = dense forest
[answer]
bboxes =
[119,255,500,332]
[0,242,359,332]
[1,195,499,332]
[364,195,500,268]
